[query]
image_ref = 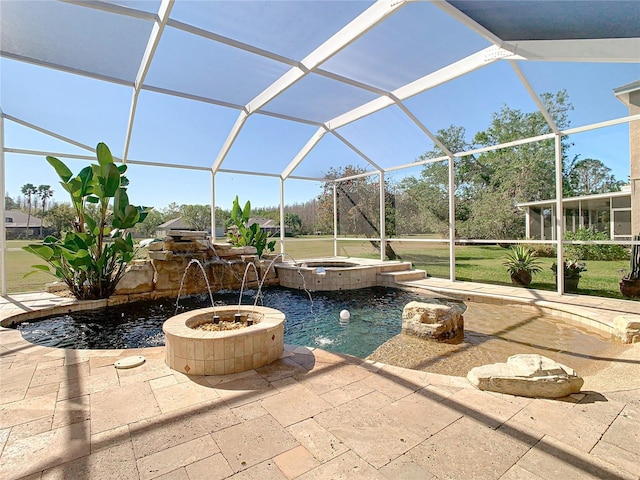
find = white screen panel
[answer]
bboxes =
[169,1,372,61]
[518,62,640,126]
[128,90,240,168]
[262,73,379,124]
[221,114,318,174]
[3,119,92,156]
[404,61,541,149]
[214,172,281,212]
[321,1,490,91]
[336,105,436,170]
[123,163,211,210]
[289,133,376,179]
[1,59,132,157]
[0,1,152,83]
[145,26,292,106]
[565,124,631,193]
[101,1,162,14]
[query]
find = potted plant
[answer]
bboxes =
[502,245,542,287]
[619,234,640,298]
[551,260,587,293]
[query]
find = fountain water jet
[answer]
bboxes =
[174,259,215,316]
[252,253,313,313]
[238,262,260,313]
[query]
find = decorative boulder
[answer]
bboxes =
[612,314,640,344]
[114,261,155,295]
[402,301,463,341]
[467,354,584,398]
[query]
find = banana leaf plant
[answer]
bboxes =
[225,196,276,257]
[23,143,151,300]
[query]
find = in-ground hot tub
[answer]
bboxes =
[163,305,285,375]
[276,258,384,291]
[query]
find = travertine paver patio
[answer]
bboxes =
[0,288,639,480]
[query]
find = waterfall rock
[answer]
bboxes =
[467,354,584,398]
[114,261,155,295]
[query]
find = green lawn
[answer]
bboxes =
[4,240,56,293]
[5,238,636,301]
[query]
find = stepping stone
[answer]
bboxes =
[114,356,146,369]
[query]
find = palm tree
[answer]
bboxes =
[37,185,54,237]
[20,183,38,238]
[37,185,53,215]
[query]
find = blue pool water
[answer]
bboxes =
[16,287,464,358]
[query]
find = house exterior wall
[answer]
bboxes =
[523,193,632,241]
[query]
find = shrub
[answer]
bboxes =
[23,143,151,299]
[523,243,556,258]
[564,227,627,261]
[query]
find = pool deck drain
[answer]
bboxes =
[0,285,638,479]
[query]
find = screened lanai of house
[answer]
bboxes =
[1,0,639,295]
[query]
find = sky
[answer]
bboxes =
[1,1,639,212]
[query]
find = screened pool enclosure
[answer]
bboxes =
[1,0,639,296]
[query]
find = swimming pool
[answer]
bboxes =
[15,286,463,358]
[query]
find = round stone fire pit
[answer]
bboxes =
[163,305,285,375]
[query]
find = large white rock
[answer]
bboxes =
[612,314,640,344]
[402,301,463,341]
[467,354,584,398]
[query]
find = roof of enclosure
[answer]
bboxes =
[1,0,639,182]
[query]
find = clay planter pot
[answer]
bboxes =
[555,275,580,293]
[510,270,532,287]
[619,278,640,298]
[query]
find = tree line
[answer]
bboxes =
[133,202,318,238]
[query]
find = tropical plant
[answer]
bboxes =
[551,260,587,279]
[502,245,542,286]
[225,196,275,257]
[23,143,151,300]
